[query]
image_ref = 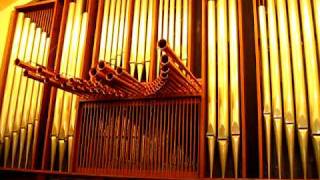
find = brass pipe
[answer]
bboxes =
[156,0,164,77]
[313,0,320,64]
[175,0,182,59]
[14,22,36,168]
[258,5,272,177]
[4,17,31,167]
[144,0,154,81]
[267,0,283,177]
[116,0,127,68]
[229,0,240,177]
[99,0,111,62]
[158,39,201,88]
[15,59,37,72]
[105,0,117,64]
[123,0,135,71]
[300,0,320,177]
[217,0,228,177]
[0,12,24,153]
[110,0,121,68]
[182,0,188,66]
[287,0,309,177]
[130,0,141,76]
[37,66,57,78]
[205,0,216,176]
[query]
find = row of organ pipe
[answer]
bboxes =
[50,0,88,171]
[257,0,320,178]
[0,8,53,168]
[205,0,240,178]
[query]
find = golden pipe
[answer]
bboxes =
[207,0,216,177]
[51,2,75,170]
[122,0,135,71]
[105,0,117,64]
[145,0,153,82]
[137,0,148,81]
[276,0,295,177]
[4,17,30,167]
[300,0,320,177]
[217,0,228,177]
[258,5,272,177]
[110,0,121,68]
[287,0,309,177]
[229,0,240,177]
[116,0,127,67]
[68,12,88,172]
[0,11,24,158]
[267,0,283,177]
[313,0,320,64]
[181,0,188,66]
[175,0,182,60]
[99,0,111,61]
[26,35,50,168]
[168,0,175,48]
[58,0,84,171]
[14,22,36,168]
[130,0,141,76]
[156,0,164,76]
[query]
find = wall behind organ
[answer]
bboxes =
[0,0,32,69]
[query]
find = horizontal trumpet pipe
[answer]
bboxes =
[24,70,45,83]
[37,66,57,78]
[15,59,37,72]
[158,39,201,88]
[115,67,145,90]
[106,73,143,95]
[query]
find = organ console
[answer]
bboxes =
[0,0,319,179]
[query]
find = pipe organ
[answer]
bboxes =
[1,0,319,179]
[254,0,320,178]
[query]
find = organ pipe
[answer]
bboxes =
[300,0,320,176]
[217,0,228,177]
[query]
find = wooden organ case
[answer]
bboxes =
[0,0,259,179]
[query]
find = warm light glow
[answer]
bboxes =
[130,0,141,76]
[52,2,75,136]
[99,0,111,61]
[6,17,30,135]
[0,12,24,143]
[111,0,121,68]
[181,0,188,66]
[207,0,216,136]
[137,0,148,81]
[105,0,116,64]
[300,0,320,135]
[217,0,228,140]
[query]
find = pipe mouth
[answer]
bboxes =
[37,67,43,73]
[107,73,113,80]
[15,58,21,65]
[161,72,168,79]
[161,55,169,64]
[116,67,123,74]
[98,61,106,70]
[161,65,169,74]
[44,78,49,84]
[23,70,29,76]
[89,68,97,76]
[158,39,167,49]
